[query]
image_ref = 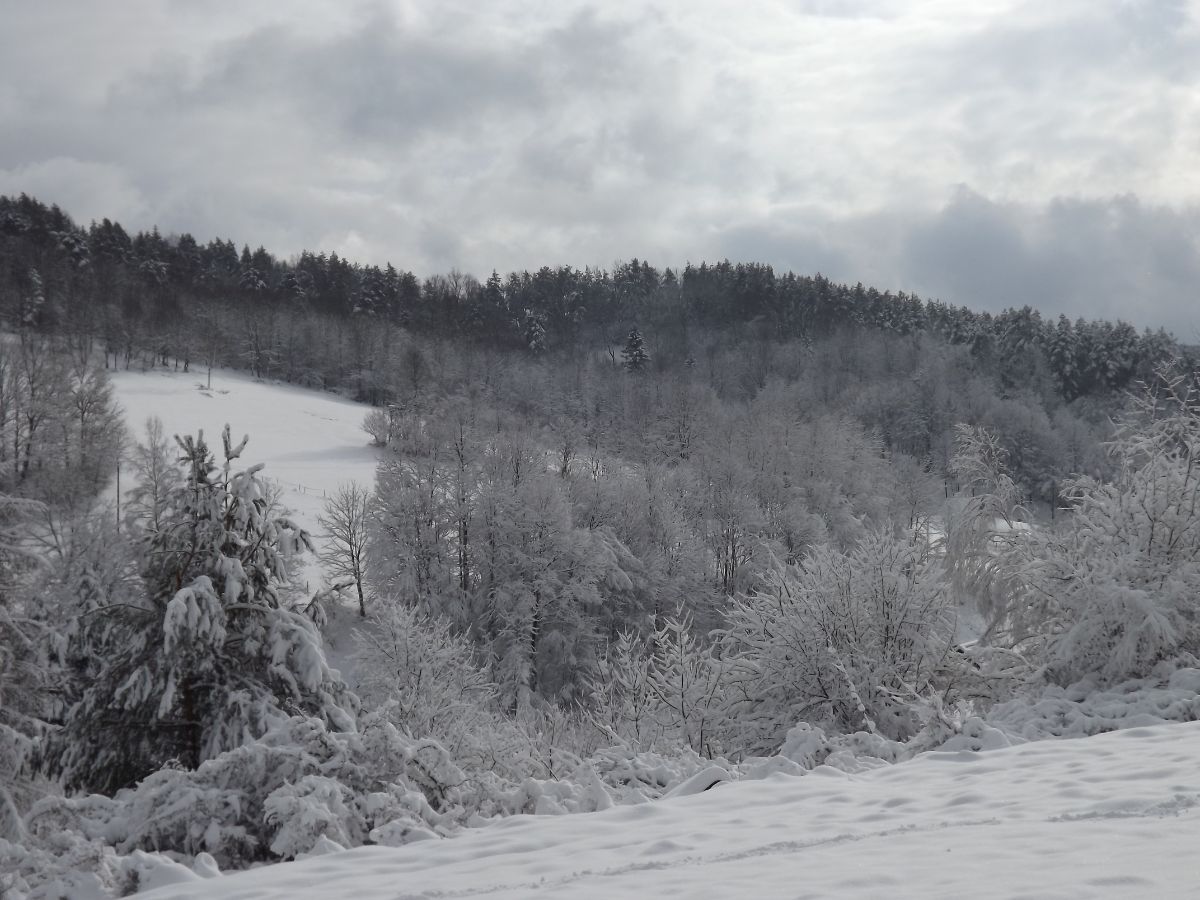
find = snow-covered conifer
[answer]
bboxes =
[621,328,649,372]
[43,427,355,793]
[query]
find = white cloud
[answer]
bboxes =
[1,0,1197,335]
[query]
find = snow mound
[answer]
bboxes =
[988,666,1200,740]
[138,721,1200,899]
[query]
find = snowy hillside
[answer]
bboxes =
[139,721,1200,899]
[111,366,380,590]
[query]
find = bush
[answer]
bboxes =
[719,528,961,752]
[986,379,1200,685]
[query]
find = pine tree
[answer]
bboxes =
[621,328,649,372]
[43,427,355,793]
[525,313,547,355]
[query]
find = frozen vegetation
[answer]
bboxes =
[3,359,1198,898]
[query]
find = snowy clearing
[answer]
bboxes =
[110,366,381,590]
[139,721,1200,899]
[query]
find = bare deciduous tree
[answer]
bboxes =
[319,481,371,617]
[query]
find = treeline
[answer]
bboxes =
[0,193,1183,407]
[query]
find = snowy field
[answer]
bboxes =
[110,365,381,593]
[136,721,1200,899]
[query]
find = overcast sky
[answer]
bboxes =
[2,0,1197,337]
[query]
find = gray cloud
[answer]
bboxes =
[704,191,1200,339]
[191,18,547,147]
[0,0,1197,337]
[896,192,1200,338]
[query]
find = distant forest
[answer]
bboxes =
[0,192,1190,509]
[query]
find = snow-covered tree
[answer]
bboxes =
[43,427,355,793]
[0,493,48,841]
[21,266,45,327]
[478,470,637,709]
[588,615,727,756]
[995,376,1200,684]
[720,529,959,752]
[645,614,726,756]
[123,416,180,533]
[621,328,649,372]
[944,423,1029,639]
[362,406,404,448]
[587,629,662,748]
[352,601,536,778]
[319,481,371,617]
[369,444,455,613]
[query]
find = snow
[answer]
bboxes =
[111,366,381,593]
[138,722,1200,899]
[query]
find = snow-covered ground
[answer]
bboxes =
[138,721,1200,899]
[111,365,381,594]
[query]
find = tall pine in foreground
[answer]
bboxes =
[44,427,354,794]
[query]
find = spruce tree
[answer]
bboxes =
[621,328,649,372]
[44,427,354,794]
